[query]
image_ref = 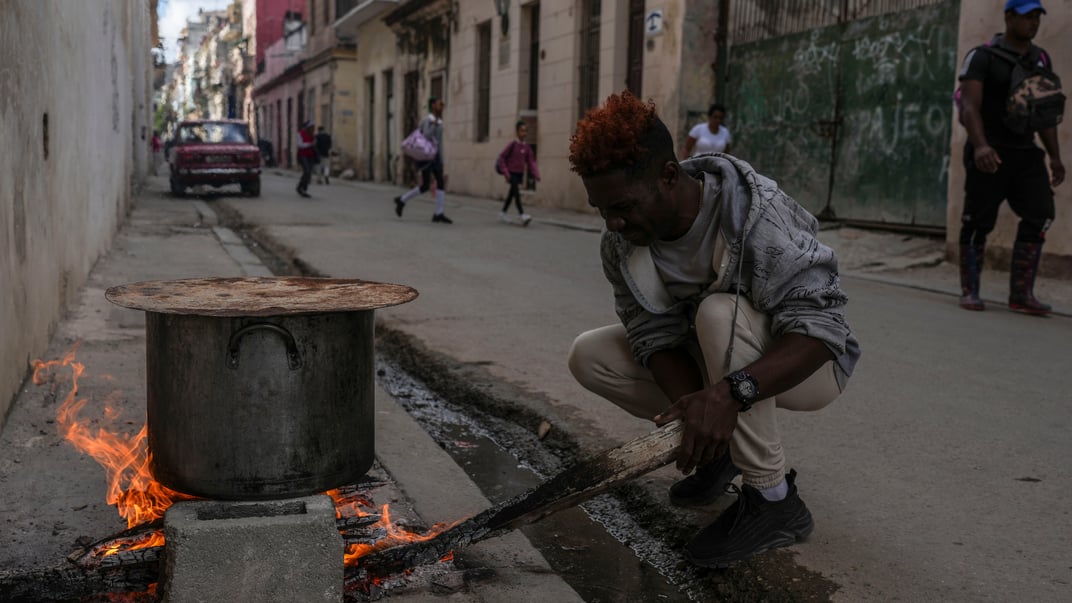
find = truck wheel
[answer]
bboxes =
[170,178,185,197]
[243,178,261,197]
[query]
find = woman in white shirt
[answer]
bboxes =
[682,103,732,158]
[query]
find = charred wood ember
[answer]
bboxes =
[0,483,403,601]
[332,481,387,506]
[0,560,159,601]
[337,513,384,531]
[67,519,164,568]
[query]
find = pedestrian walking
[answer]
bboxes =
[151,130,163,176]
[315,126,333,185]
[956,0,1064,315]
[394,97,452,223]
[567,91,860,569]
[681,103,732,159]
[296,120,316,198]
[497,120,541,226]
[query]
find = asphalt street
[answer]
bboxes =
[214,171,1072,602]
[3,169,1069,602]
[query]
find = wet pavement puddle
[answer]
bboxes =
[375,359,690,602]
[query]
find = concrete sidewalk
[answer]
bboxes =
[0,181,582,601]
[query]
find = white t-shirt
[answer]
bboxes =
[688,123,732,156]
[650,173,722,301]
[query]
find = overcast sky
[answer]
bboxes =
[158,0,234,62]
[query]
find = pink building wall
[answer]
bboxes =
[255,0,306,69]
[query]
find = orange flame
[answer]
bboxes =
[327,489,456,566]
[34,346,453,568]
[32,345,194,547]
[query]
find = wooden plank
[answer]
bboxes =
[357,420,683,578]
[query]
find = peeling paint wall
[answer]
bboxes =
[946,0,1072,276]
[0,1,153,429]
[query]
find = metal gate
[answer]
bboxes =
[723,0,959,228]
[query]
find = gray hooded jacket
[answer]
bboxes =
[599,154,861,385]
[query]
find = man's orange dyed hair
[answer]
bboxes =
[569,91,675,178]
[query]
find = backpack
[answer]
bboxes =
[955,43,1065,134]
[401,128,437,161]
[495,141,518,175]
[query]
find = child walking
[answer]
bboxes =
[497,121,540,226]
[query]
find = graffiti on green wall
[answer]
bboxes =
[726,0,960,227]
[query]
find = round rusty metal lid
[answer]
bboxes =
[105,277,418,317]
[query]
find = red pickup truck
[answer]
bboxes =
[168,120,261,197]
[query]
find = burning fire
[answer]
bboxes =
[327,489,456,566]
[32,344,194,554]
[34,345,456,569]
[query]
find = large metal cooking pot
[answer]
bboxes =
[106,277,417,500]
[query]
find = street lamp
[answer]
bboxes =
[494,0,509,35]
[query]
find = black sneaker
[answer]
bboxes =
[432,213,453,224]
[297,188,311,198]
[684,469,814,568]
[669,453,741,507]
[394,197,405,217]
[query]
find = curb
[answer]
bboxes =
[842,270,1072,318]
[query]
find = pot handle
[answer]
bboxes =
[227,323,303,370]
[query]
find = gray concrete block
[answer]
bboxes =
[162,495,343,602]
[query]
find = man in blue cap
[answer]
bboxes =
[956,0,1064,315]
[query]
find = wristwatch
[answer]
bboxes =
[724,370,760,412]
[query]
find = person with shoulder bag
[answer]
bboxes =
[296,120,317,198]
[394,97,453,224]
[955,0,1064,315]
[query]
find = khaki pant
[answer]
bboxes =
[568,293,843,489]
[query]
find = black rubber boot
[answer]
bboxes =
[959,244,985,311]
[1009,241,1051,316]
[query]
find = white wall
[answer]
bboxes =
[0,1,153,429]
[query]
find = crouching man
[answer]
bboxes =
[567,92,861,567]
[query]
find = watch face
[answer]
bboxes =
[736,379,756,399]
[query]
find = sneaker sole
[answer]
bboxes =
[685,510,814,568]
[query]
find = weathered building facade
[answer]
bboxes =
[160,0,1070,273]
[331,0,719,211]
[254,16,308,167]
[302,0,362,174]
[336,0,405,182]
[0,0,155,429]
